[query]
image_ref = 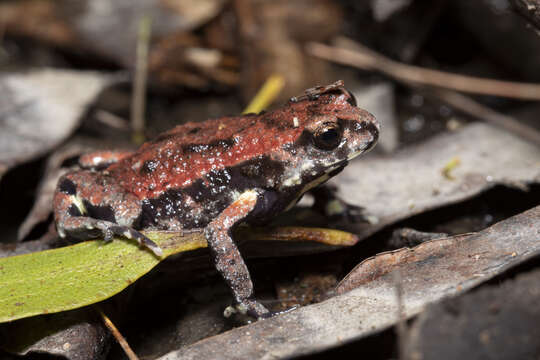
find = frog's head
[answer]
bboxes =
[269,81,379,194]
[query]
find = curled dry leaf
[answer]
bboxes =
[0,69,112,180]
[405,267,540,360]
[336,204,540,294]
[157,205,540,360]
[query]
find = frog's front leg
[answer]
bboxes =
[205,189,270,319]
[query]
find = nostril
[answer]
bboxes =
[362,121,379,152]
[365,136,377,152]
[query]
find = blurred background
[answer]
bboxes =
[1,0,539,148]
[1,1,540,359]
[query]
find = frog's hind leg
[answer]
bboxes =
[53,173,162,256]
[204,189,270,319]
[56,215,162,257]
[78,150,134,170]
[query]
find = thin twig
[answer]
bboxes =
[94,110,130,130]
[430,88,540,144]
[307,38,540,101]
[307,38,540,145]
[98,308,139,360]
[131,15,152,144]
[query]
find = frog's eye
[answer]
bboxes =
[314,122,342,150]
[344,90,357,107]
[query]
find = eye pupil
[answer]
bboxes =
[322,128,338,142]
[314,124,342,150]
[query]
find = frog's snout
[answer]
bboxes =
[363,120,379,153]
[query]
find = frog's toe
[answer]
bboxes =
[236,299,272,319]
[92,220,116,242]
[108,225,163,257]
[89,220,162,256]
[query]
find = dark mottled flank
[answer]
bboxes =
[59,178,77,195]
[182,138,236,153]
[137,156,287,229]
[82,200,116,223]
[139,190,192,229]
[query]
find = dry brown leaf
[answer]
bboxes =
[158,205,540,360]
[0,69,112,180]
[330,122,540,239]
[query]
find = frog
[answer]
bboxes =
[53,80,379,318]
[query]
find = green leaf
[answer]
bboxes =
[0,231,206,323]
[0,227,357,323]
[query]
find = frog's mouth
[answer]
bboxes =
[325,160,348,176]
[347,149,364,161]
[283,160,348,212]
[324,159,348,175]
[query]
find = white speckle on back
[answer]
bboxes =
[132,160,142,171]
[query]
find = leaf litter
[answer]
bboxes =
[0,69,112,180]
[157,205,540,360]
